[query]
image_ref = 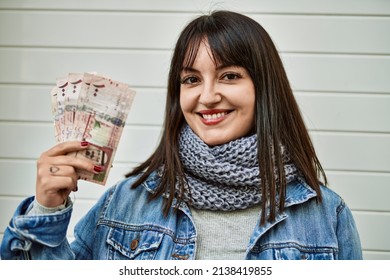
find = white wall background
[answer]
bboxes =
[0,0,389,260]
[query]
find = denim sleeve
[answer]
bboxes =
[69,185,116,259]
[336,200,363,260]
[0,196,75,260]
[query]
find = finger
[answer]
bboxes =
[38,166,78,188]
[46,166,80,192]
[43,141,90,157]
[47,165,77,178]
[39,154,102,175]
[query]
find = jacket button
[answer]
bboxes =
[300,254,308,260]
[130,239,139,250]
[172,253,189,260]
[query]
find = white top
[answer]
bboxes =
[190,204,261,260]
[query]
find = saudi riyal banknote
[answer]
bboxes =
[51,73,136,185]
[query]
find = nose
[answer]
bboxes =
[199,81,222,105]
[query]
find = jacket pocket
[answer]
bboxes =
[106,227,164,260]
[273,247,336,260]
[252,242,336,260]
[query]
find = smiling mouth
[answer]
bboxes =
[202,111,228,120]
[197,110,233,122]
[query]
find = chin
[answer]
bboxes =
[201,135,232,147]
[190,125,244,146]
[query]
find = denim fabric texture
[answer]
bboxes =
[1,172,362,260]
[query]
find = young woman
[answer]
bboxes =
[1,10,362,260]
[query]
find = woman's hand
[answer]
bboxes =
[35,141,101,208]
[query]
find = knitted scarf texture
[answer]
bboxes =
[178,125,298,211]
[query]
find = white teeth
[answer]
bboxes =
[202,112,227,120]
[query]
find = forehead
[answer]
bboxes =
[182,41,217,67]
[182,35,234,70]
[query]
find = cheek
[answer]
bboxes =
[237,93,256,127]
[248,102,256,126]
[179,94,187,114]
[179,90,194,114]
[235,92,255,113]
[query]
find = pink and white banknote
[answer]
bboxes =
[50,73,136,185]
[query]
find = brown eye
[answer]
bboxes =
[181,76,199,84]
[222,72,241,81]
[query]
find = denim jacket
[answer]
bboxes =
[1,172,362,260]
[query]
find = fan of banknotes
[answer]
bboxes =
[50,72,136,185]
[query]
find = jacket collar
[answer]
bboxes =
[283,177,318,207]
[141,171,161,194]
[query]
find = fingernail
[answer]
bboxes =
[81,141,89,147]
[94,165,104,173]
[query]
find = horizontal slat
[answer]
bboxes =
[0,85,53,121]
[0,0,389,15]
[1,123,389,171]
[0,49,389,92]
[0,48,171,88]
[327,171,390,212]
[311,131,390,172]
[282,54,390,93]
[363,251,390,260]
[1,198,387,253]
[1,11,389,54]
[296,92,390,133]
[354,211,390,252]
[0,11,188,51]
[0,85,166,125]
[0,123,161,163]
[254,15,390,55]
[2,86,389,133]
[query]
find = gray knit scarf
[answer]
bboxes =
[178,125,298,211]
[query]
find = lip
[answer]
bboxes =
[197,109,232,125]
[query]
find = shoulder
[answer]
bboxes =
[313,182,353,220]
[283,178,355,231]
[318,184,347,214]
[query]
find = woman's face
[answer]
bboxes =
[179,41,256,146]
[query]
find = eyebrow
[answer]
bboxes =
[181,64,239,73]
[181,67,199,73]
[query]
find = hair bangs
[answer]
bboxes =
[181,16,247,70]
[206,31,247,68]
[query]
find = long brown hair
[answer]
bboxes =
[126,10,327,224]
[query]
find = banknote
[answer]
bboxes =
[51,76,68,142]
[63,73,84,141]
[51,73,136,185]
